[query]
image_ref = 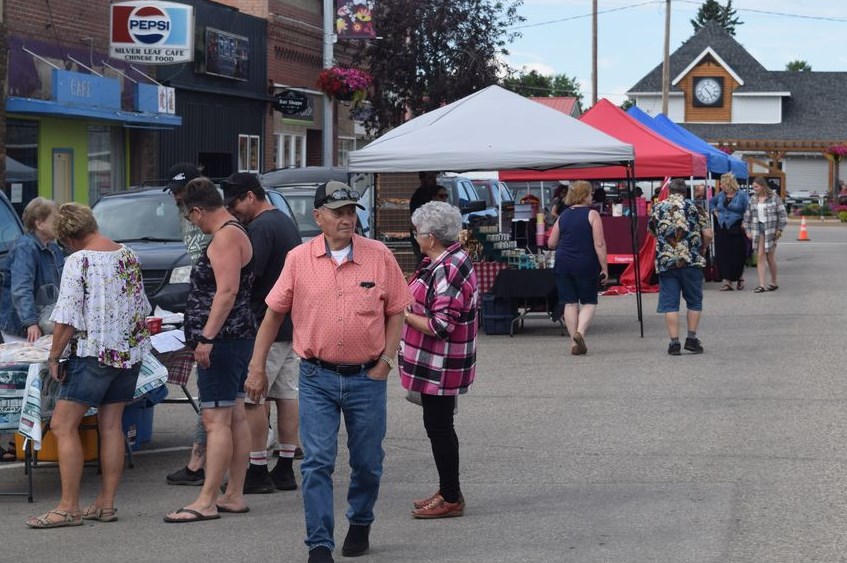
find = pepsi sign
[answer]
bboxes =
[110,1,194,64]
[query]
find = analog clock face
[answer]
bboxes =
[694,77,723,106]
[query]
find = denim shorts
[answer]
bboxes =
[197,339,254,408]
[555,273,599,305]
[657,266,704,313]
[57,356,141,407]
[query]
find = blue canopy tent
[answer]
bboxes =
[627,106,748,179]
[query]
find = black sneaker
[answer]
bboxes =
[294,447,304,460]
[308,546,334,563]
[684,337,704,354]
[166,466,205,486]
[667,342,681,356]
[243,464,276,494]
[270,458,298,490]
[341,524,370,557]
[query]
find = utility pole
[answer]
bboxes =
[661,0,671,114]
[591,0,598,105]
[322,0,334,166]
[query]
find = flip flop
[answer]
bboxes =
[719,284,733,291]
[163,508,221,523]
[753,286,766,293]
[766,284,779,291]
[216,505,250,514]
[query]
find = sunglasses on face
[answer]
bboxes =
[318,188,360,207]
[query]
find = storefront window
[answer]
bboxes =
[5,119,39,215]
[238,134,260,172]
[338,137,357,168]
[276,133,306,168]
[88,125,126,203]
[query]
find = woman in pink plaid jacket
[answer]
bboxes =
[401,201,478,521]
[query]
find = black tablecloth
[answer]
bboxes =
[492,268,557,301]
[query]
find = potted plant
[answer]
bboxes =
[316,67,372,103]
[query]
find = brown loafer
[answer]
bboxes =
[411,495,465,519]
[412,490,441,510]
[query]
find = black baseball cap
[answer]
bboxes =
[314,180,364,210]
[222,172,264,206]
[164,163,201,193]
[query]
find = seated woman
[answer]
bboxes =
[26,203,150,528]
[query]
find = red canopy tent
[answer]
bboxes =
[500,99,707,181]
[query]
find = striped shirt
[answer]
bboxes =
[400,243,478,396]
[265,234,411,365]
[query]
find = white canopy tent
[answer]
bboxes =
[348,85,635,173]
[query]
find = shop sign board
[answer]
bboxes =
[136,82,176,114]
[110,1,194,64]
[273,90,310,116]
[53,69,121,109]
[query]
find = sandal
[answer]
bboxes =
[83,504,118,522]
[753,286,766,293]
[719,284,733,291]
[736,279,745,290]
[766,284,779,291]
[26,509,83,529]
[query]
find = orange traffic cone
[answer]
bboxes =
[797,216,810,241]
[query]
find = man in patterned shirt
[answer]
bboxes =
[247,181,411,563]
[648,179,713,356]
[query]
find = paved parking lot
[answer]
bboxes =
[2,221,847,562]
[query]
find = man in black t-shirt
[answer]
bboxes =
[223,172,303,495]
[409,172,439,264]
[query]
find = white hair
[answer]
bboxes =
[411,201,462,245]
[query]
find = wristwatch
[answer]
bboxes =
[379,354,396,369]
[196,334,215,344]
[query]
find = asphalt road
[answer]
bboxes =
[2,220,846,563]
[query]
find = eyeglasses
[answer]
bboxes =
[434,192,449,201]
[412,229,431,238]
[318,188,360,207]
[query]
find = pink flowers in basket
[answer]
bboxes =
[826,144,847,159]
[316,67,373,101]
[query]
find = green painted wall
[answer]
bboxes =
[38,117,89,204]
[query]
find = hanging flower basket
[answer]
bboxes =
[316,67,372,102]
[826,144,847,161]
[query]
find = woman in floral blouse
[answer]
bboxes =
[401,201,478,519]
[26,203,150,529]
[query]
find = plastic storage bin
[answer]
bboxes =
[15,414,99,462]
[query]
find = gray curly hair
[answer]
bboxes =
[411,201,462,246]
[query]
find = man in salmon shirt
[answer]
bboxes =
[246,180,411,563]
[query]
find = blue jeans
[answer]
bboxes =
[299,361,387,552]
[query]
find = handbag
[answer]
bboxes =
[36,284,59,335]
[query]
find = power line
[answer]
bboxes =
[508,0,662,31]
[513,0,847,33]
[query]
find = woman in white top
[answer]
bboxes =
[743,177,788,293]
[27,203,150,529]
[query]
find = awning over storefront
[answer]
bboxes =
[7,97,182,128]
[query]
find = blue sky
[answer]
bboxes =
[504,0,847,105]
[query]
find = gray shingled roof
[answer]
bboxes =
[629,22,847,142]
[628,22,788,93]
[682,71,847,141]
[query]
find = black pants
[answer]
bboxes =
[420,393,461,503]
[714,222,746,282]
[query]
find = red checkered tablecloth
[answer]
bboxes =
[474,261,509,295]
[153,348,196,387]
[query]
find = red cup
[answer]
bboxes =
[146,317,162,335]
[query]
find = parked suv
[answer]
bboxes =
[471,179,515,209]
[92,187,298,312]
[437,175,492,224]
[261,166,373,240]
[0,191,25,319]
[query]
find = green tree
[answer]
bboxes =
[357,0,524,134]
[691,0,743,36]
[502,71,583,104]
[620,99,635,111]
[785,59,812,72]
